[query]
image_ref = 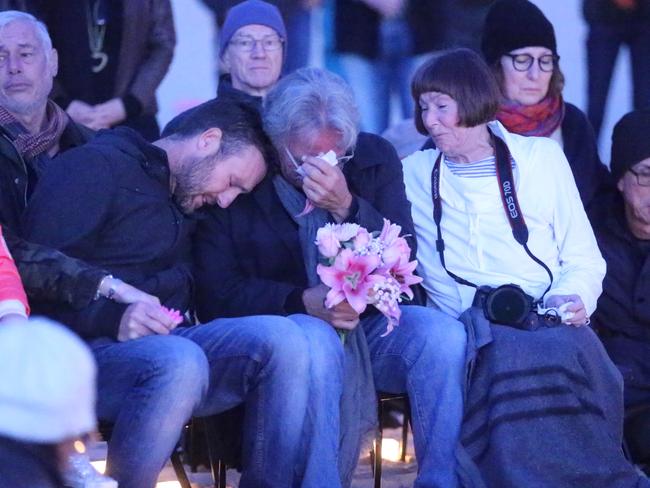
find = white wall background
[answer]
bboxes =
[156,0,216,127]
[158,0,634,164]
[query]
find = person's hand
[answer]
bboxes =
[117,302,179,342]
[108,278,160,306]
[303,284,360,330]
[301,156,353,222]
[66,100,96,126]
[90,98,127,129]
[302,0,321,8]
[612,0,637,11]
[545,294,588,326]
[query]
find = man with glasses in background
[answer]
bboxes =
[217,0,286,108]
[591,109,650,473]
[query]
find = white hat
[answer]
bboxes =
[0,318,97,443]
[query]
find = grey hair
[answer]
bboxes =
[0,10,53,55]
[263,67,360,152]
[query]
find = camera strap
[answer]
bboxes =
[430,131,553,302]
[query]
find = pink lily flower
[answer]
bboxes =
[389,255,423,300]
[378,220,410,267]
[317,248,382,313]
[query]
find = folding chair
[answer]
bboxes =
[98,421,192,488]
[370,393,411,488]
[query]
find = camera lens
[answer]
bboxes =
[485,285,531,326]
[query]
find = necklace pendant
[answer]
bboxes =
[91,51,109,73]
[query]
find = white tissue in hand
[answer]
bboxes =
[319,150,338,166]
[558,302,575,321]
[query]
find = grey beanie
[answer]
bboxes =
[219,0,287,55]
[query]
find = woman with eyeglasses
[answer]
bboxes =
[403,47,648,486]
[481,0,611,213]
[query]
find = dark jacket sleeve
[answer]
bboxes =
[126,0,176,111]
[561,103,613,213]
[193,206,306,321]
[346,133,419,259]
[3,228,106,310]
[194,134,421,320]
[22,149,127,339]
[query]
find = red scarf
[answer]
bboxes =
[496,95,565,137]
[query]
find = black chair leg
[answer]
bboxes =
[187,421,199,473]
[373,399,384,488]
[202,418,227,488]
[218,459,227,488]
[171,450,192,488]
[372,394,412,487]
[400,405,411,462]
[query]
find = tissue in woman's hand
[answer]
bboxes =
[319,150,338,166]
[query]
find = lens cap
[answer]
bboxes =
[484,284,532,327]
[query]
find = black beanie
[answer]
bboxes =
[610,109,650,182]
[481,0,557,65]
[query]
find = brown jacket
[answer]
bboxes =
[44,0,176,115]
[116,0,176,114]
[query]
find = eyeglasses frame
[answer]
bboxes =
[503,52,560,73]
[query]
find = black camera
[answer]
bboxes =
[472,284,535,328]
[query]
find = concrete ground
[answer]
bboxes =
[90,424,417,487]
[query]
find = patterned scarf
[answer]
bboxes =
[496,95,565,137]
[0,100,68,160]
[272,174,378,486]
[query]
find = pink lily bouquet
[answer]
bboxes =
[315,219,422,336]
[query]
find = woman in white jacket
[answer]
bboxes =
[402,48,648,488]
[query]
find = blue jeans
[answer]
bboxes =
[284,7,312,74]
[339,18,417,134]
[91,335,208,488]
[586,20,650,138]
[363,305,466,488]
[175,314,344,488]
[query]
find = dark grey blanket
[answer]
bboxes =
[456,307,650,488]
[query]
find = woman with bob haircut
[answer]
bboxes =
[402,48,648,487]
[481,0,611,212]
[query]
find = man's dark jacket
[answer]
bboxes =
[335,0,444,59]
[591,191,650,462]
[0,119,107,308]
[23,128,193,340]
[561,102,613,211]
[583,0,650,24]
[591,192,650,401]
[193,132,417,321]
[216,74,262,110]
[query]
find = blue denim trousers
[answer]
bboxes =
[91,307,463,488]
[284,6,312,74]
[338,18,417,134]
[90,335,209,488]
[91,314,344,488]
[586,20,650,138]
[176,314,344,488]
[363,305,466,488]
